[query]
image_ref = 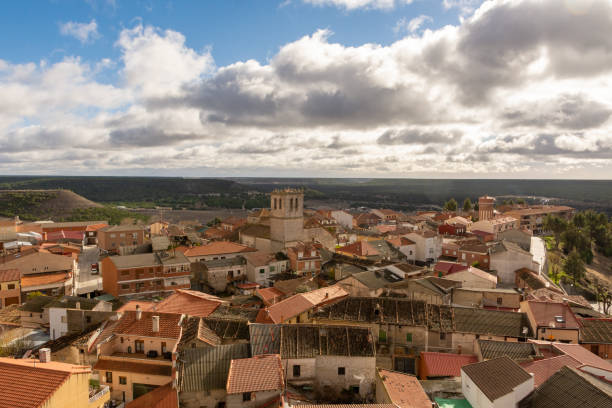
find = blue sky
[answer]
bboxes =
[1,0,611,179]
[1,0,466,79]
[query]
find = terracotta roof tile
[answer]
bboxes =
[377,368,431,408]
[184,241,256,257]
[226,354,284,394]
[336,241,380,257]
[0,357,90,408]
[156,290,222,317]
[126,382,178,408]
[113,311,182,339]
[420,352,478,377]
[93,358,172,376]
[524,301,581,329]
[434,262,468,275]
[580,318,612,344]
[21,271,71,287]
[461,356,533,402]
[256,287,285,305]
[520,355,582,387]
[0,268,21,282]
[3,251,73,275]
[117,301,155,313]
[553,342,612,372]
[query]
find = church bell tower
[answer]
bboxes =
[270,188,304,251]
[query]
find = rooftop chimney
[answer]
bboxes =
[39,348,51,363]
[152,315,160,333]
[136,305,142,320]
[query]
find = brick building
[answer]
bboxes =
[98,225,146,254]
[286,242,321,276]
[0,269,20,308]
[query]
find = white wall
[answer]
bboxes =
[490,250,537,284]
[462,369,533,408]
[49,308,68,340]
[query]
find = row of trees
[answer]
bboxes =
[442,197,528,213]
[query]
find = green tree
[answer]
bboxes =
[444,198,458,212]
[561,226,592,263]
[543,215,567,250]
[517,198,526,205]
[462,198,473,212]
[548,252,562,284]
[564,250,586,284]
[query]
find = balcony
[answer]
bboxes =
[111,351,172,362]
[89,384,110,403]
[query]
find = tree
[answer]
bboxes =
[548,252,562,284]
[564,250,586,284]
[517,198,526,205]
[462,198,473,212]
[594,279,612,315]
[444,198,458,212]
[561,226,592,263]
[544,215,567,250]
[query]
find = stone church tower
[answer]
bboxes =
[270,188,304,251]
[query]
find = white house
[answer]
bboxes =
[243,251,288,287]
[405,230,442,263]
[461,356,534,408]
[470,217,519,236]
[489,241,539,284]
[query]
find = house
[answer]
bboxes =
[445,266,498,289]
[286,242,321,276]
[475,340,542,362]
[255,287,286,306]
[376,368,432,408]
[439,223,467,236]
[19,295,56,328]
[521,301,581,343]
[386,237,417,262]
[94,310,181,403]
[434,261,469,276]
[336,240,383,261]
[385,276,458,305]
[457,243,490,268]
[461,356,534,408]
[274,276,318,297]
[503,206,574,234]
[518,366,612,408]
[125,381,178,408]
[47,295,114,340]
[579,318,612,359]
[0,352,110,408]
[97,225,146,255]
[2,250,76,299]
[179,316,250,349]
[182,241,256,263]
[249,323,377,400]
[372,209,401,222]
[453,287,521,309]
[353,212,382,228]
[331,210,354,229]
[489,241,538,285]
[154,289,223,317]
[149,221,169,236]
[547,342,612,380]
[337,269,403,297]
[405,230,442,263]
[220,216,247,233]
[243,251,289,287]
[177,344,250,408]
[469,217,519,237]
[0,268,20,308]
[197,256,246,293]
[226,354,284,408]
[263,285,348,324]
[101,252,191,298]
[418,351,478,380]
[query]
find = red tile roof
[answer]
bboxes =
[227,355,284,394]
[553,343,612,372]
[337,241,380,257]
[126,382,178,408]
[184,242,256,257]
[0,357,90,408]
[117,301,155,313]
[85,223,109,232]
[377,368,431,408]
[524,301,581,329]
[114,311,182,339]
[420,352,478,377]
[265,286,348,324]
[93,358,172,376]
[156,290,222,317]
[45,230,85,241]
[434,262,468,275]
[256,287,285,305]
[520,355,582,387]
[0,268,21,282]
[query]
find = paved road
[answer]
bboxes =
[76,245,102,295]
[530,236,547,276]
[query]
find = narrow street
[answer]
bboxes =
[76,245,102,296]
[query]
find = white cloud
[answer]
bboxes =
[3,0,612,178]
[301,0,413,11]
[394,15,433,35]
[59,19,100,44]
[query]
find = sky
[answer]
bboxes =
[1,0,611,179]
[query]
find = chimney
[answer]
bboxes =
[39,348,51,363]
[152,316,160,333]
[136,305,142,320]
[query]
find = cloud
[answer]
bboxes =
[377,129,462,145]
[59,19,100,43]
[300,0,412,10]
[394,15,433,35]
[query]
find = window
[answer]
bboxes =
[162,342,167,354]
[7,284,15,290]
[120,233,125,238]
[119,376,127,385]
[243,392,252,402]
[86,316,92,324]
[379,329,387,343]
[293,365,301,377]
[497,297,503,305]
[270,266,275,272]
[106,372,112,383]
[338,367,345,376]
[440,332,446,341]
[121,270,130,276]
[120,337,124,344]
[259,268,265,274]
[462,253,466,260]
[406,333,413,343]
[135,340,144,353]
[110,233,116,238]
[351,386,360,394]
[121,284,130,290]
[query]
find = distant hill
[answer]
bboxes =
[0,189,101,220]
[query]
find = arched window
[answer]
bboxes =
[279,198,282,209]
[274,198,277,210]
